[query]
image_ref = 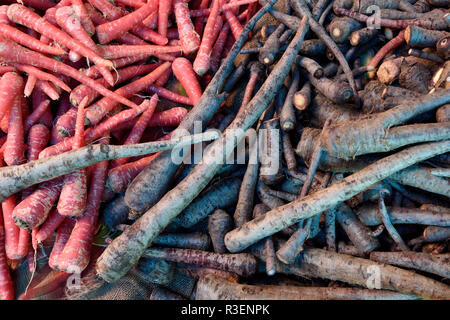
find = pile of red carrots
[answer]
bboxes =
[0,0,259,300]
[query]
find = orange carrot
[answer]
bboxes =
[99,44,182,59]
[4,91,25,166]
[0,72,24,122]
[174,0,201,54]
[0,38,139,109]
[0,212,14,300]
[7,4,112,68]
[111,94,158,168]
[172,57,202,105]
[0,22,66,56]
[55,6,114,86]
[158,0,172,37]
[194,0,221,75]
[96,0,158,44]
[57,97,89,218]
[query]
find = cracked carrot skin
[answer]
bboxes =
[172,57,202,105]
[7,4,112,69]
[4,92,25,166]
[96,0,158,44]
[0,72,24,122]
[12,177,64,230]
[83,62,171,126]
[0,39,139,109]
[55,6,114,87]
[0,212,14,300]
[111,94,158,168]
[174,0,201,54]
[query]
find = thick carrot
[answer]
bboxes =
[107,153,159,193]
[7,4,112,68]
[0,72,24,122]
[2,195,20,260]
[0,22,66,56]
[174,0,201,54]
[71,0,96,36]
[12,177,64,230]
[86,0,122,20]
[116,0,146,8]
[172,57,202,105]
[193,0,221,75]
[158,0,172,37]
[96,1,158,44]
[55,108,77,139]
[0,38,139,109]
[146,85,193,105]
[21,0,56,11]
[146,107,189,127]
[55,148,109,273]
[28,124,50,163]
[48,218,75,270]
[36,80,59,100]
[24,99,50,132]
[70,63,160,107]
[24,75,37,98]
[55,6,114,86]
[99,44,182,59]
[4,92,25,166]
[0,212,14,300]
[111,94,158,168]
[142,10,158,29]
[83,62,171,125]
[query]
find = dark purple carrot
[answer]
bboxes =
[208,209,233,254]
[280,68,299,131]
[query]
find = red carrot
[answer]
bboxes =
[4,92,25,166]
[81,56,146,78]
[83,62,171,125]
[223,9,243,40]
[24,99,50,132]
[12,177,64,230]
[174,0,201,54]
[0,212,14,300]
[86,0,122,20]
[55,6,114,86]
[146,107,189,127]
[16,228,29,259]
[36,80,59,101]
[172,57,202,105]
[55,150,109,273]
[0,38,139,109]
[96,1,158,44]
[210,23,230,73]
[158,0,172,37]
[194,0,221,75]
[189,0,257,17]
[0,66,16,76]
[0,72,24,122]
[35,208,65,245]
[116,0,146,8]
[0,22,66,56]
[21,0,56,11]
[194,0,210,36]
[13,64,71,93]
[107,153,159,193]
[111,94,158,167]
[142,10,158,29]
[57,97,89,217]
[24,75,37,97]
[7,4,112,68]
[368,30,406,76]
[71,0,96,36]
[132,25,169,45]
[48,218,75,270]
[99,44,181,59]
[2,195,20,260]
[155,66,172,87]
[146,85,194,105]
[27,123,50,162]
[55,108,77,138]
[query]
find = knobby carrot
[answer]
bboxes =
[174,0,201,54]
[0,38,139,109]
[172,57,202,105]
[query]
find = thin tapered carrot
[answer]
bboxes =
[172,57,202,105]
[132,24,168,45]
[24,99,50,132]
[2,195,20,260]
[368,30,406,77]
[48,218,75,270]
[7,4,113,68]
[0,38,139,109]
[16,228,29,259]
[223,9,243,40]
[4,92,25,166]
[146,107,189,127]
[146,85,194,105]
[12,64,71,93]
[99,44,182,59]
[71,0,96,36]
[111,94,158,168]
[0,72,24,122]
[193,0,221,75]
[55,6,114,86]
[57,97,89,218]
[0,23,66,56]
[0,212,14,300]
[21,0,56,11]
[210,23,230,73]
[194,0,210,36]
[96,0,158,44]
[81,56,146,78]
[36,80,59,100]
[189,0,257,17]
[142,10,158,29]
[83,62,171,126]
[24,75,37,97]
[86,0,122,20]
[116,0,146,8]
[154,67,172,87]
[174,0,201,54]
[35,208,65,244]
[158,0,172,37]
